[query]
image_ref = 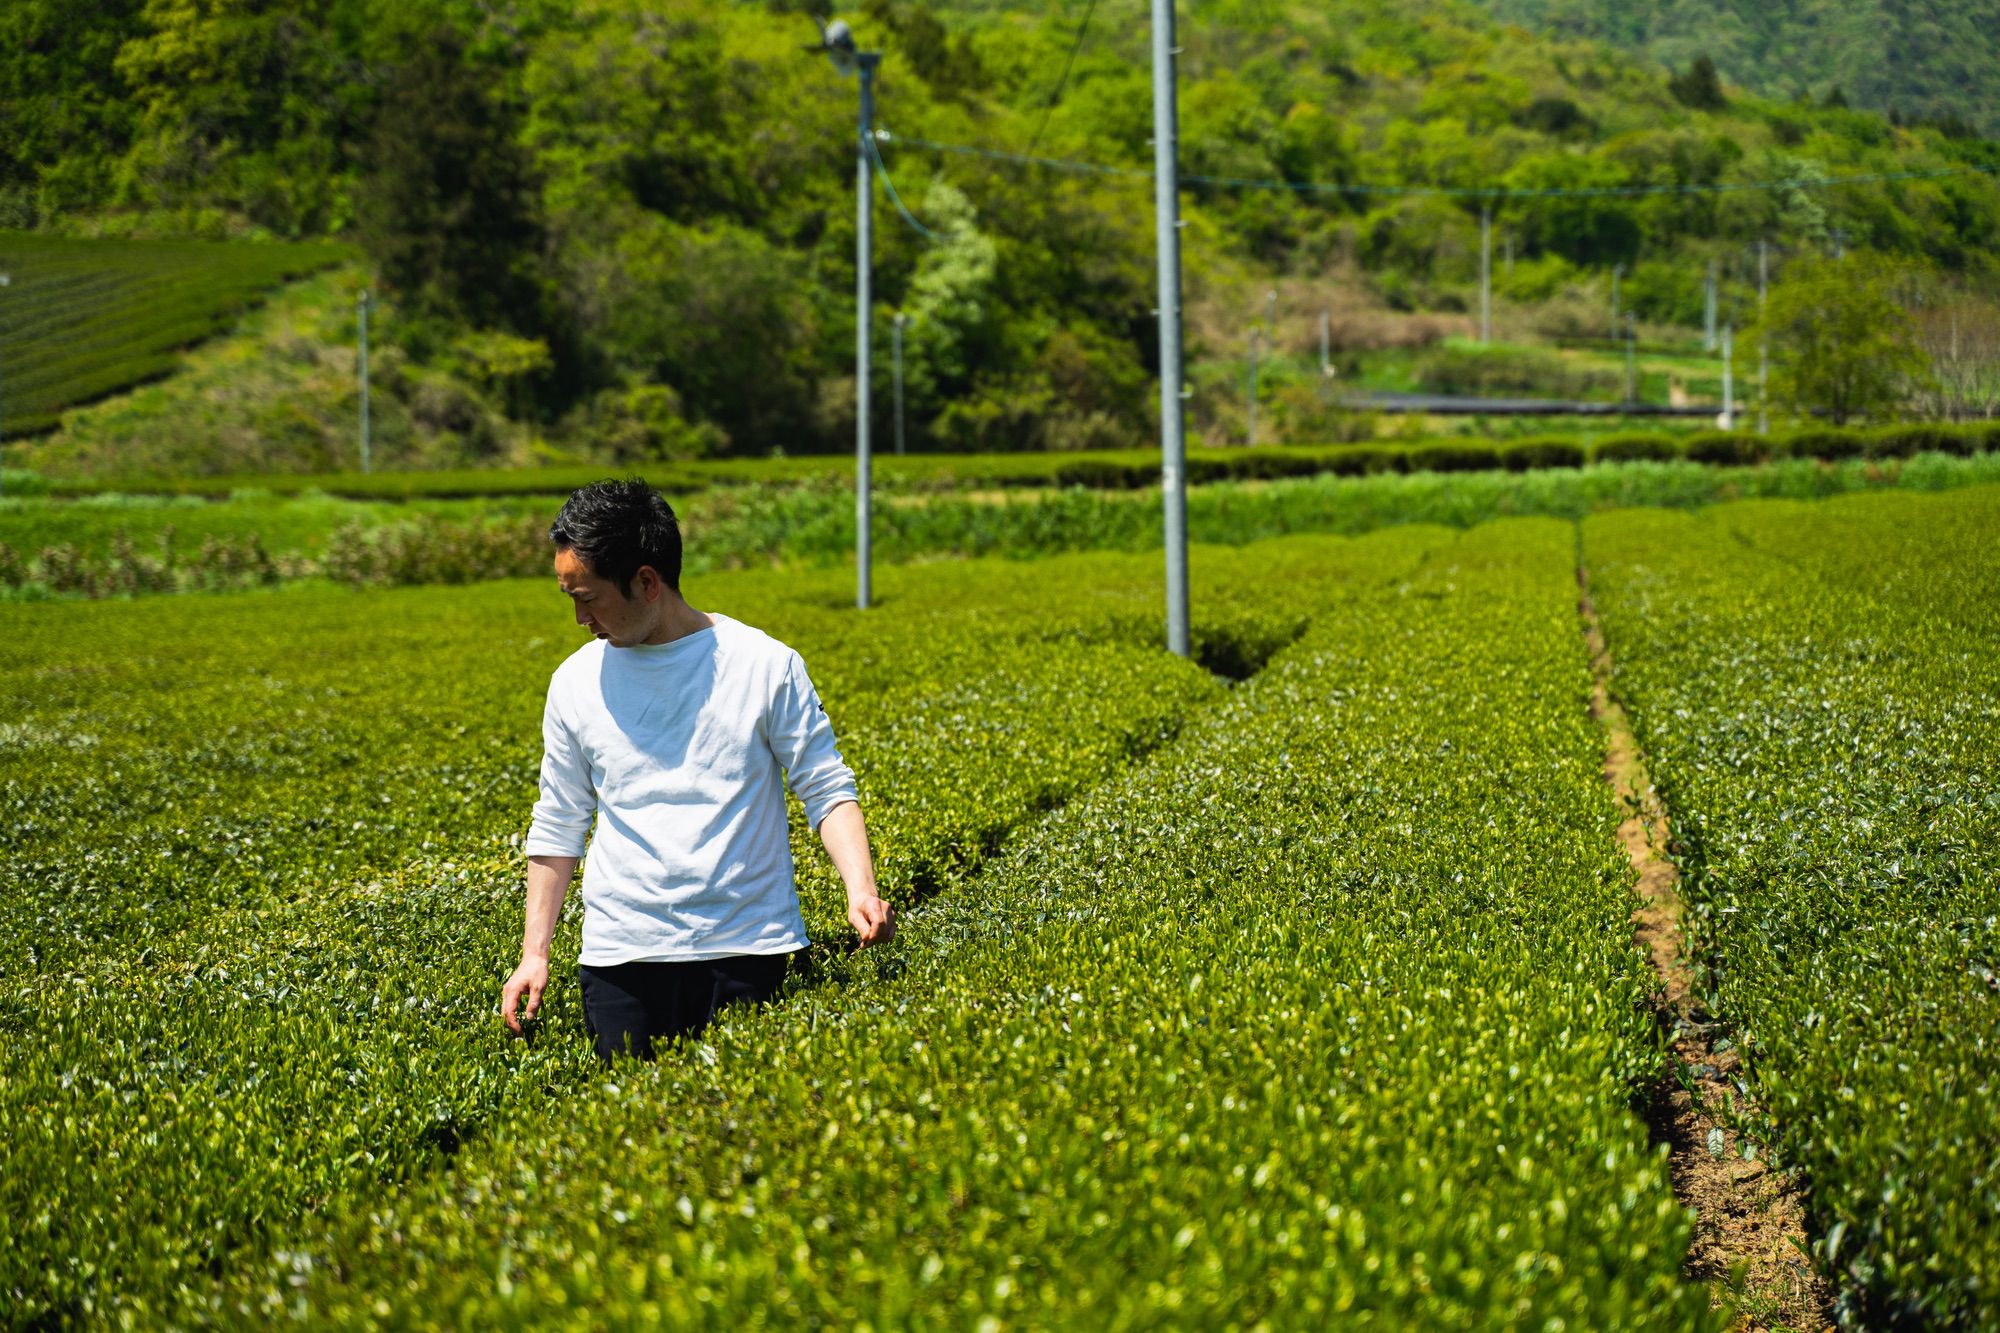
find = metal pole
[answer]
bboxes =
[1704,259,1718,351]
[357,289,373,474]
[1721,324,1734,429]
[1625,314,1637,405]
[1319,309,1330,376]
[1246,329,1261,447]
[1479,206,1492,344]
[1150,0,1189,658]
[0,272,10,497]
[854,53,880,610]
[1611,263,1622,339]
[1757,240,1769,435]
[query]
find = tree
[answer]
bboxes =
[354,26,547,335]
[1667,56,1725,110]
[1756,255,1931,424]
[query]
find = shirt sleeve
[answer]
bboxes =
[524,680,596,858]
[770,651,859,830]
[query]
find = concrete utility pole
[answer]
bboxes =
[1479,206,1493,344]
[1721,324,1735,429]
[1704,259,1718,351]
[853,50,881,609]
[356,289,373,475]
[891,311,907,456]
[0,271,10,497]
[1319,309,1330,377]
[1151,0,1189,658]
[1757,240,1770,435]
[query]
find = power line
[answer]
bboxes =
[882,132,2000,202]
[1025,0,1101,159]
[865,134,940,242]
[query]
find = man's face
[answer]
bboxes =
[555,548,660,647]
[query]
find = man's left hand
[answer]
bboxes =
[848,893,896,947]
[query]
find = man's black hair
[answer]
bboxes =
[549,479,682,597]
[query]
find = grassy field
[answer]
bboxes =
[0,232,348,437]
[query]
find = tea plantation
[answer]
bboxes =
[0,232,346,436]
[3,488,1996,1326]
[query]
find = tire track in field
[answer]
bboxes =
[1577,566,1835,1333]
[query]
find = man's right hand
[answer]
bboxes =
[501,956,550,1036]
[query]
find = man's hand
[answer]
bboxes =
[500,956,550,1035]
[848,893,896,947]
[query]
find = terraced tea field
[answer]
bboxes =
[3,487,1995,1326]
[0,232,345,437]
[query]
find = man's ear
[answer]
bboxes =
[635,565,664,602]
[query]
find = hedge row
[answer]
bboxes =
[46,420,2000,501]
[0,537,1418,1322]
[202,520,1720,1326]
[1587,491,2000,1327]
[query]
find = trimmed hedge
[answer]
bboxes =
[1681,430,1770,466]
[1590,433,1681,463]
[1780,427,1866,460]
[1405,441,1501,472]
[1500,437,1587,471]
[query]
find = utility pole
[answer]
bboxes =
[1704,259,1718,352]
[1150,0,1189,658]
[1610,263,1623,340]
[1719,324,1735,429]
[892,311,907,456]
[1756,240,1769,435]
[1319,309,1330,377]
[854,50,881,609]
[1504,232,1513,279]
[356,288,373,475]
[1479,206,1492,344]
[1625,314,1638,405]
[0,271,10,497]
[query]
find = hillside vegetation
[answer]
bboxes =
[3,0,1997,474]
[1468,0,2000,138]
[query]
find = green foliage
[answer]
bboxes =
[1500,436,1587,469]
[1590,433,1680,461]
[1587,488,2000,1325]
[1778,425,1866,460]
[3,520,1730,1324]
[1756,255,1933,425]
[0,231,346,436]
[1667,56,1726,111]
[1680,429,1769,465]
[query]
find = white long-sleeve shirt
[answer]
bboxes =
[523,614,858,964]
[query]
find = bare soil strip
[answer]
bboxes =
[1577,569,1835,1333]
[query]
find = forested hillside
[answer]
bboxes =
[1466,0,2000,138]
[3,0,1997,470]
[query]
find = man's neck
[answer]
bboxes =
[640,595,714,646]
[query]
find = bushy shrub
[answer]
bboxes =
[1780,427,1866,461]
[1318,445,1409,476]
[1590,433,1680,463]
[1053,459,1149,490]
[1868,424,1960,458]
[1682,430,1765,466]
[1405,441,1501,473]
[1500,438,1586,471]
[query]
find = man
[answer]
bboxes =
[499,479,894,1062]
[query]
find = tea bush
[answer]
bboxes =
[200,519,1718,1327]
[0,533,1452,1321]
[1586,488,2000,1327]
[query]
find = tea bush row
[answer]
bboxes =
[1586,491,2000,1327]
[44,420,2000,503]
[0,233,346,435]
[200,520,1721,1328]
[0,535,1435,1322]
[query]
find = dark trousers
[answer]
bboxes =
[578,953,793,1064]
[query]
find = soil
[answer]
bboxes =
[1578,569,1836,1333]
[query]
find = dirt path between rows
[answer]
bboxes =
[1577,568,1835,1332]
